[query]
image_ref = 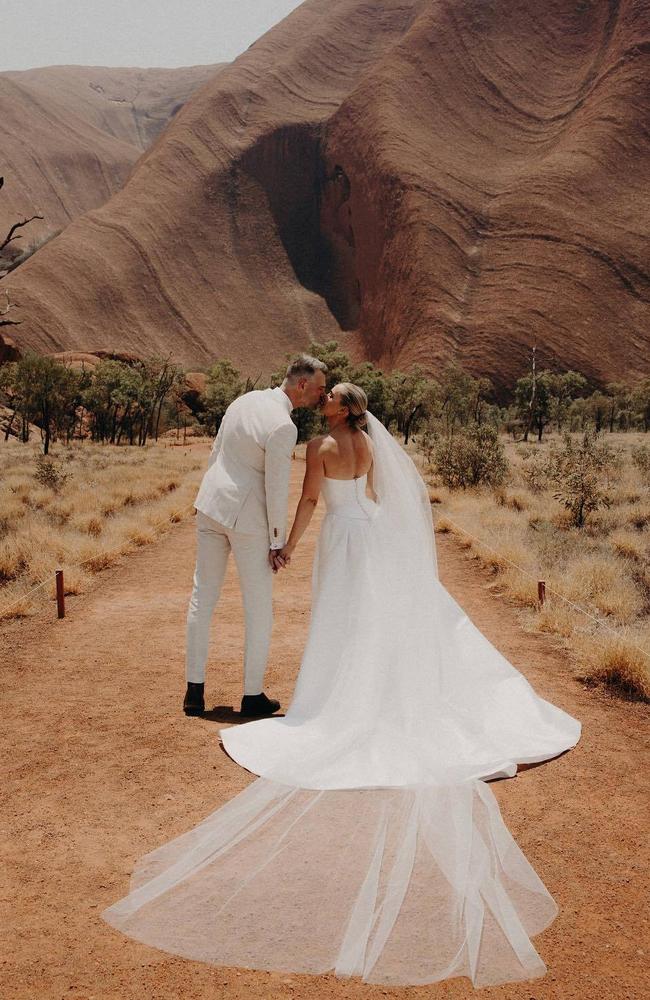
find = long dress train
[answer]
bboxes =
[103,414,580,988]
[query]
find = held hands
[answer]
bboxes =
[268,544,294,574]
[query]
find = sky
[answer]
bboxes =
[0,0,305,71]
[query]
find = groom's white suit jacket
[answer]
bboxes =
[194,387,298,548]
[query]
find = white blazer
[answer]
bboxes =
[194,387,298,548]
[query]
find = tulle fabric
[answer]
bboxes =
[103,777,558,987]
[102,413,580,988]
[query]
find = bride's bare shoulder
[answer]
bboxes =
[306,434,331,461]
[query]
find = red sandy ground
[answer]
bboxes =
[1,450,648,1000]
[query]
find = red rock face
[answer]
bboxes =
[4,0,649,388]
[0,66,220,240]
[0,75,136,240]
[3,65,222,153]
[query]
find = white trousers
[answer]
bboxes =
[186,511,273,695]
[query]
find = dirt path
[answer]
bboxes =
[1,454,647,1000]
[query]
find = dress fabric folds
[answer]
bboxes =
[103,414,580,988]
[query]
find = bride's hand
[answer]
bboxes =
[278,543,294,566]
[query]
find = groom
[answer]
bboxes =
[183,354,328,717]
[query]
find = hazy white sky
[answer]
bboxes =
[0,0,305,71]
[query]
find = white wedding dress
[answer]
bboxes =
[103,414,580,988]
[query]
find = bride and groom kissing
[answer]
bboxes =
[103,352,581,988]
[183,353,332,719]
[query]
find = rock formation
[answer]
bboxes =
[0,65,219,240]
[3,65,221,152]
[3,0,649,388]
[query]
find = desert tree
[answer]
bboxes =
[0,176,44,279]
[201,359,244,437]
[603,381,633,432]
[437,363,490,435]
[139,355,185,443]
[515,369,586,442]
[1,353,80,453]
[546,432,618,528]
[630,379,650,433]
[387,366,440,443]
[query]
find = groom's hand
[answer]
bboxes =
[269,548,288,573]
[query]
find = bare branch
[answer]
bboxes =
[1,214,44,253]
[0,288,20,325]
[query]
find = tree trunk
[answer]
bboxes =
[4,409,16,441]
[403,404,422,445]
[116,405,131,446]
[154,397,166,441]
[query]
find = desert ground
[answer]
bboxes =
[1,447,648,1000]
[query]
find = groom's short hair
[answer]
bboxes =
[285,354,328,383]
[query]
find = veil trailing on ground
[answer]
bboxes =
[103,411,580,988]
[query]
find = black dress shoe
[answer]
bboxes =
[240,692,281,717]
[183,682,205,716]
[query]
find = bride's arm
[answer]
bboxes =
[278,438,324,561]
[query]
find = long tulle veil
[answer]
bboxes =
[366,411,438,577]
[102,411,580,987]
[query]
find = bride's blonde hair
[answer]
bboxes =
[337,383,368,430]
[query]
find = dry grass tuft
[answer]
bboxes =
[611,531,646,562]
[535,600,578,638]
[0,587,34,620]
[495,489,529,512]
[434,516,453,534]
[628,506,650,531]
[0,438,207,620]
[578,635,650,701]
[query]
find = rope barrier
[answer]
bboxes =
[2,471,647,667]
[437,513,650,662]
[0,501,198,621]
[0,575,54,618]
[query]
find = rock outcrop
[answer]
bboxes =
[4,0,649,388]
[3,65,221,152]
[0,65,219,240]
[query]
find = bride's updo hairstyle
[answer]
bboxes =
[337,383,368,430]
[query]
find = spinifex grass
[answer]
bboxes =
[0,437,207,620]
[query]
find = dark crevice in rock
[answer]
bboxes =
[239,124,360,330]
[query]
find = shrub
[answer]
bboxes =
[631,444,650,483]
[433,425,508,489]
[34,456,69,493]
[520,452,550,493]
[546,432,616,527]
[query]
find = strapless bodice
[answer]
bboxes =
[321,474,377,520]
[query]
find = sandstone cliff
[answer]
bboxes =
[4,0,649,387]
[3,65,221,152]
[0,64,219,240]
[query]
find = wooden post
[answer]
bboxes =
[55,570,65,619]
[538,580,546,606]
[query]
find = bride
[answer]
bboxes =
[103,383,581,988]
